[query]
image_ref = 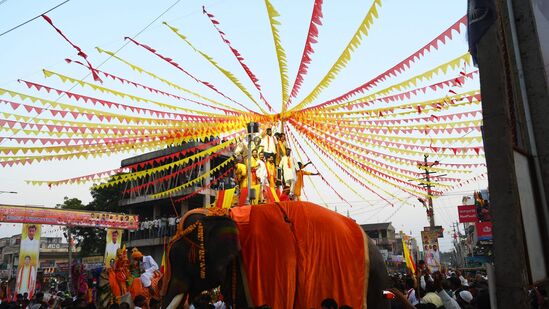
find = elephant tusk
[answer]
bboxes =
[165,293,184,309]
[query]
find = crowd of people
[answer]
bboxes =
[387,261,492,309]
[233,127,319,202]
[0,290,97,309]
[128,217,180,240]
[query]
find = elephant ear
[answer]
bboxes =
[202,215,240,276]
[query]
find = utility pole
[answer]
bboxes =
[246,122,259,205]
[65,228,73,295]
[412,154,445,228]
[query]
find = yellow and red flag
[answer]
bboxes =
[264,186,280,203]
[402,238,416,276]
[215,188,236,209]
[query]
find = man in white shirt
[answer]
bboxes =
[132,248,159,295]
[105,230,121,268]
[255,152,268,186]
[168,217,176,235]
[260,128,277,158]
[279,148,297,197]
[20,225,40,254]
[405,277,419,305]
[255,151,268,203]
[16,255,36,298]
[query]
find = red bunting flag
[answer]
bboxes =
[42,15,102,83]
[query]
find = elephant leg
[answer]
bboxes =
[163,277,189,309]
[367,238,391,309]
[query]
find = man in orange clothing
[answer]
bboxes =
[294,161,319,201]
[266,155,277,188]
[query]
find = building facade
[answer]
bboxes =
[121,140,233,263]
[0,235,74,292]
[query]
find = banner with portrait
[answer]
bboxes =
[15,224,41,298]
[421,230,441,272]
[104,229,123,268]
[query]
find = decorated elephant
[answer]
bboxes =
[161,201,390,309]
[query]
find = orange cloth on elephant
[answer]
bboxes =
[230,202,367,308]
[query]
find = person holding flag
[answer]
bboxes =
[293,161,319,201]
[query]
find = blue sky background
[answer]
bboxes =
[0,0,486,251]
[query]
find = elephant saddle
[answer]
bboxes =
[230,201,369,308]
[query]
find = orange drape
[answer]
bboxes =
[230,202,366,308]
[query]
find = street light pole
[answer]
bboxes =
[246,122,259,205]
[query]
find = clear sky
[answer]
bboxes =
[0,0,487,251]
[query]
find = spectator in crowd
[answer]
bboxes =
[133,295,146,309]
[160,217,168,237]
[420,274,443,308]
[404,276,419,306]
[320,298,338,309]
[168,216,177,235]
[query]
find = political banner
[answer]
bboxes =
[476,221,493,240]
[458,205,478,223]
[104,229,123,268]
[421,230,441,272]
[423,225,444,238]
[0,204,138,230]
[15,224,41,298]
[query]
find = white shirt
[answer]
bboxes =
[141,255,159,272]
[168,217,176,226]
[105,242,120,265]
[437,290,461,309]
[21,237,40,253]
[261,135,277,153]
[16,265,36,295]
[407,288,419,305]
[279,156,297,181]
[255,159,267,184]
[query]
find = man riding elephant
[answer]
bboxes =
[161,202,390,309]
[131,248,161,298]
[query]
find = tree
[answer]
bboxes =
[57,180,124,257]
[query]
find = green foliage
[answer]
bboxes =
[57,180,124,258]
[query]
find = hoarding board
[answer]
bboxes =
[0,204,138,230]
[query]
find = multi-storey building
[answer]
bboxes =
[121,140,233,262]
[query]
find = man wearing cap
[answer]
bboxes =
[131,248,159,295]
[456,290,474,308]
